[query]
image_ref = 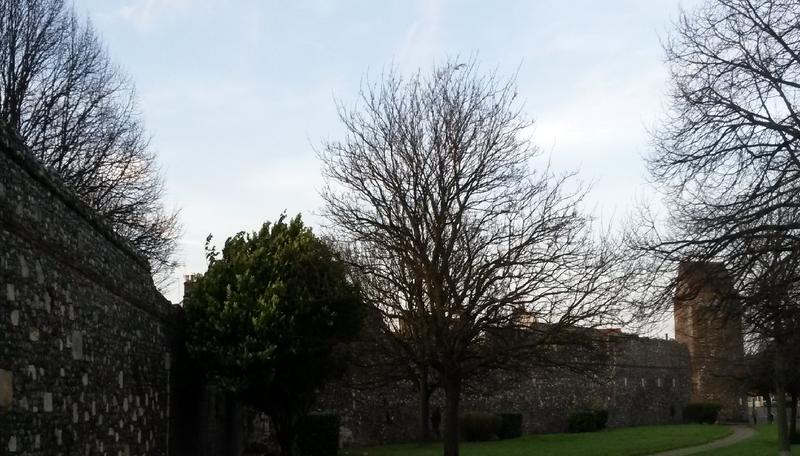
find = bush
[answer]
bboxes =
[496,413,523,439]
[683,403,722,424]
[791,432,800,445]
[568,409,608,433]
[298,414,340,456]
[460,412,502,441]
[595,409,609,429]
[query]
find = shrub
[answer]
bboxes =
[496,413,523,439]
[683,403,722,424]
[595,409,609,429]
[298,414,340,456]
[460,412,502,441]
[568,409,608,433]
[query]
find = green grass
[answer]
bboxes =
[341,424,733,456]
[696,425,799,455]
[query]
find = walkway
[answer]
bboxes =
[648,426,756,456]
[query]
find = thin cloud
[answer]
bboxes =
[118,0,192,30]
[397,0,444,68]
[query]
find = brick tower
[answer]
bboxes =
[673,261,747,422]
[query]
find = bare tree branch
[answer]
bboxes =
[636,1,800,451]
[0,0,180,285]
[321,60,634,456]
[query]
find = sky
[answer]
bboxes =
[72,0,701,307]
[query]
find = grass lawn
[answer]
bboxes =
[341,424,732,456]
[695,425,799,455]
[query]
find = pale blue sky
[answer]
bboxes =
[73,0,700,304]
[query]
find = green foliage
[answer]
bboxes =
[460,412,503,441]
[183,214,362,453]
[568,409,608,433]
[298,414,340,456]
[496,413,523,440]
[683,403,722,424]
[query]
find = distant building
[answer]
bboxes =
[673,261,747,421]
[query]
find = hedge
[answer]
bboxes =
[683,403,722,424]
[568,409,608,433]
[460,412,502,441]
[496,413,523,439]
[298,414,340,456]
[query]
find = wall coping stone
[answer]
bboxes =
[0,121,175,321]
[0,121,150,270]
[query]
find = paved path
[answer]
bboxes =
[647,425,756,456]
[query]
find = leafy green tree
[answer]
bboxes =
[184,214,363,456]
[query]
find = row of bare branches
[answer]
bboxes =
[633,0,800,452]
[0,0,180,284]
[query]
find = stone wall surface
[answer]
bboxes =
[0,123,176,456]
[314,333,693,448]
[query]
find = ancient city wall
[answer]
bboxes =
[315,333,692,447]
[0,116,740,455]
[0,123,177,455]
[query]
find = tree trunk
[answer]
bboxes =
[226,398,244,456]
[775,351,791,456]
[791,392,798,439]
[417,375,432,442]
[776,381,791,455]
[767,394,774,424]
[443,376,461,456]
[275,428,294,456]
[273,412,297,456]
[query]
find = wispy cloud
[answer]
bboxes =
[397,0,444,68]
[118,0,191,30]
[529,64,667,157]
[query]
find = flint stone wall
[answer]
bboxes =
[315,334,691,447]
[0,123,176,456]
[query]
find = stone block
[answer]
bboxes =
[34,261,43,284]
[43,392,52,412]
[71,331,83,360]
[18,256,28,278]
[0,369,12,411]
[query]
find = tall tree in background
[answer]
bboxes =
[0,0,179,283]
[638,0,800,453]
[321,61,633,456]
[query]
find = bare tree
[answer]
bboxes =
[639,1,800,453]
[0,0,180,283]
[321,61,633,456]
